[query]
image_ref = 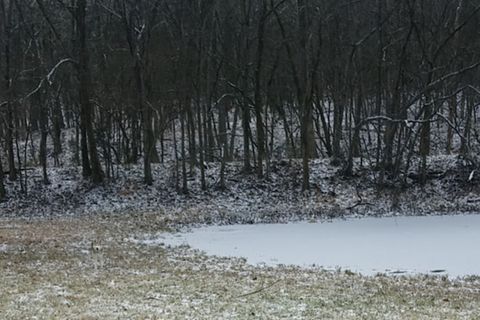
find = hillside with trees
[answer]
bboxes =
[1,0,480,209]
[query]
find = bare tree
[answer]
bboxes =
[76,0,104,183]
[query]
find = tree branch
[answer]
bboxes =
[23,58,76,101]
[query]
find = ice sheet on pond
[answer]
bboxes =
[160,214,480,278]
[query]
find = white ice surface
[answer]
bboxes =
[161,214,480,278]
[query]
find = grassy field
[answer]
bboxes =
[1,213,479,319]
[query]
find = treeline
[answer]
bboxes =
[1,0,480,200]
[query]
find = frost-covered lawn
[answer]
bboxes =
[1,213,479,319]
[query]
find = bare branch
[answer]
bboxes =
[23,58,76,101]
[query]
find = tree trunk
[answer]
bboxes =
[5,103,16,181]
[253,1,267,179]
[219,102,228,190]
[77,0,103,184]
[297,0,315,190]
[133,60,153,185]
[446,94,456,154]
[52,98,63,166]
[180,109,188,194]
[196,103,206,190]
[419,100,432,184]
[186,102,197,169]
[3,2,16,181]
[228,105,240,161]
[0,147,5,201]
[461,95,473,155]
[80,120,91,177]
[332,97,344,165]
[39,99,49,185]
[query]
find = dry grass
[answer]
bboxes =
[0,213,479,319]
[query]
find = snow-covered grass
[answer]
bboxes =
[1,214,479,319]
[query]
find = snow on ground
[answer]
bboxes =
[1,154,479,228]
[3,116,480,229]
[1,215,479,319]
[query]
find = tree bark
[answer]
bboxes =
[3,0,16,181]
[77,0,103,184]
[297,0,315,190]
[253,0,267,179]
[0,147,5,201]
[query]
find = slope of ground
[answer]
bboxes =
[1,155,480,227]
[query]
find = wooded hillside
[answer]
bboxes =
[1,0,480,201]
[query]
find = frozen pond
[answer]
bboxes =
[161,215,480,278]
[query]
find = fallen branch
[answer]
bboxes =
[346,201,374,211]
[346,184,373,210]
[237,280,282,298]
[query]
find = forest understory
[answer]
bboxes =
[1,152,479,225]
